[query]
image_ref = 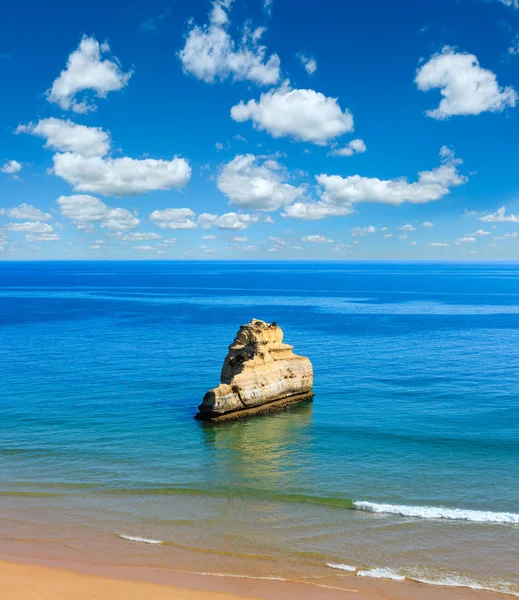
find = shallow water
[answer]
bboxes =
[1,261,518,596]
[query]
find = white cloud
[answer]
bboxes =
[301,234,333,243]
[264,0,273,14]
[287,147,466,220]
[329,139,367,157]
[198,212,260,230]
[202,234,217,240]
[6,221,54,233]
[52,153,191,196]
[110,232,162,241]
[398,234,409,240]
[398,224,416,231]
[1,159,22,173]
[351,226,376,237]
[410,241,417,246]
[25,232,60,242]
[468,229,491,236]
[383,233,393,238]
[47,36,132,113]
[494,232,518,240]
[135,245,154,251]
[282,201,354,220]
[57,194,139,231]
[179,0,280,86]
[149,208,198,229]
[231,236,248,242]
[429,242,449,247]
[298,54,317,75]
[455,236,476,243]
[3,203,51,220]
[415,46,517,119]
[231,82,354,145]
[17,118,110,157]
[317,147,466,207]
[479,206,519,222]
[217,154,304,211]
[422,221,434,227]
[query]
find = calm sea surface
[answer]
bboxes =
[1,261,518,595]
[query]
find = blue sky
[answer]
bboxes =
[1,0,519,260]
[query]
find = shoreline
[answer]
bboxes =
[0,545,515,600]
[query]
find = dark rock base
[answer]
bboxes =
[195,391,314,423]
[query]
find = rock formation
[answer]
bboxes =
[196,319,314,422]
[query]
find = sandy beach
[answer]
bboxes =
[0,560,254,600]
[1,555,514,600]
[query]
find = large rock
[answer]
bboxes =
[196,319,314,422]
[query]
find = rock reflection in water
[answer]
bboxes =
[199,402,314,489]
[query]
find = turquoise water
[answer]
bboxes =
[1,261,518,595]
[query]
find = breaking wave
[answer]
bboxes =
[353,501,519,524]
[119,534,163,544]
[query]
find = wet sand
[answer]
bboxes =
[0,553,512,600]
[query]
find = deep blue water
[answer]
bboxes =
[1,261,518,592]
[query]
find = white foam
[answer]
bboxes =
[119,534,163,544]
[327,563,357,572]
[357,568,405,581]
[406,571,519,597]
[354,501,519,524]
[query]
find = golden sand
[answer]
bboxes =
[0,558,511,600]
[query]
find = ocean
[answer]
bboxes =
[1,261,518,597]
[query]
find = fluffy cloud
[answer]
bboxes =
[17,118,110,157]
[285,147,466,220]
[217,154,304,211]
[6,221,54,233]
[47,36,132,113]
[415,46,517,119]
[422,221,434,227]
[455,236,476,244]
[2,203,51,220]
[318,147,466,206]
[198,212,260,230]
[468,229,491,236]
[231,83,354,145]
[351,226,376,236]
[20,116,190,198]
[1,160,22,173]
[57,194,139,231]
[429,242,449,247]
[25,233,60,242]
[52,153,191,196]
[301,234,333,243]
[298,54,317,75]
[479,206,519,222]
[330,139,367,157]
[398,224,416,231]
[149,208,198,229]
[179,0,280,85]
